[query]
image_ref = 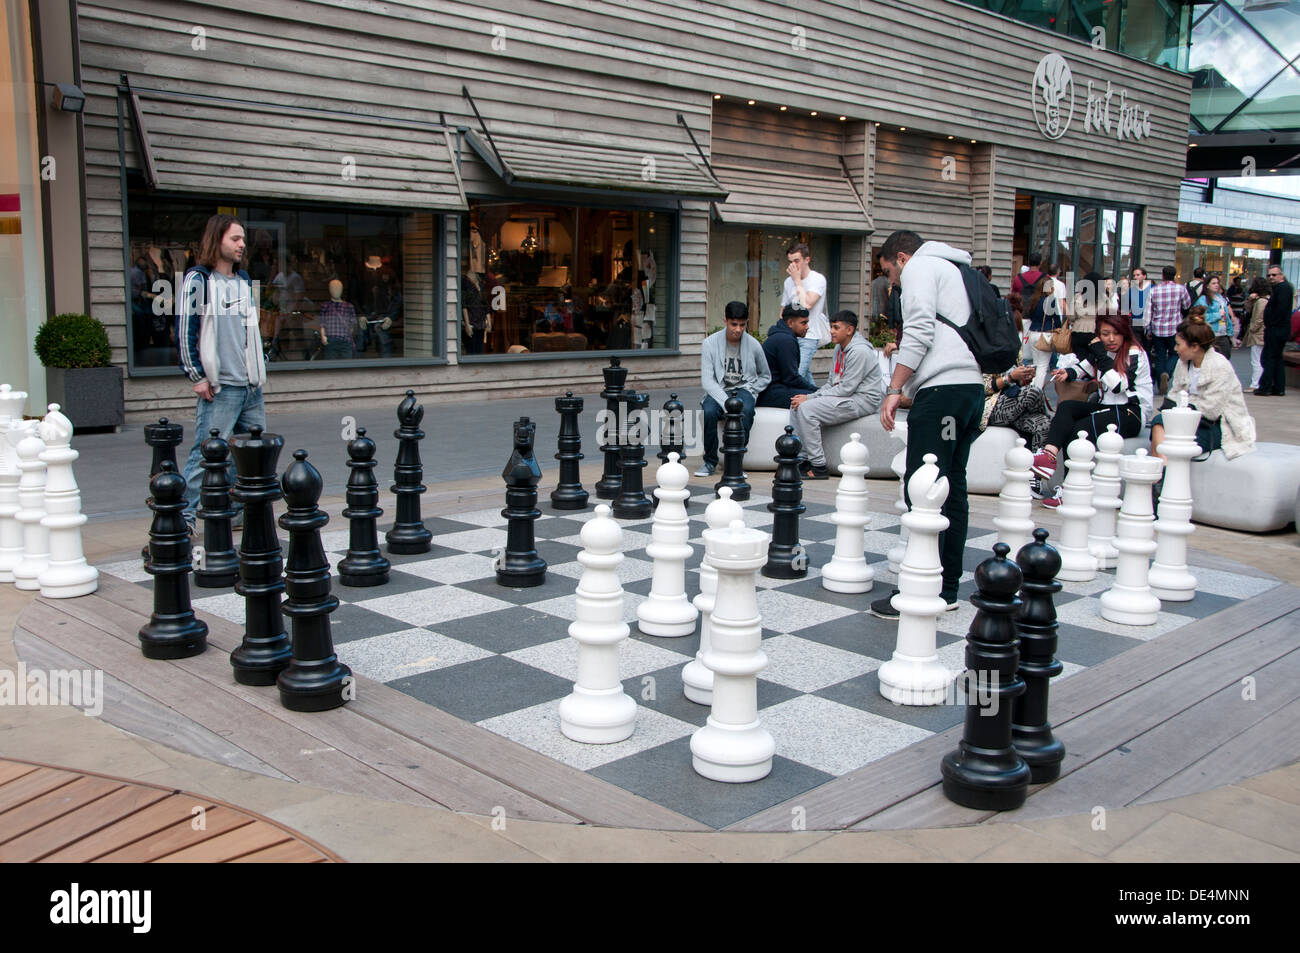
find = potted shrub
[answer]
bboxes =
[34,313,124,431]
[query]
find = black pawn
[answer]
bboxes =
[498,416,547,587]
[657,392,687,466]
[714,395,751,502]
[386,389,432,555]
[940,542,1032,811]
[138,461,208,659]
[764,426,807,579]
[1013,529,1066,783]
[595,357,627,500]
[194,429,239,589]
[229,426,292,686]
[338,427,391,587]
[142,417,184,562]
[551,391,588,510]
[277,450,352,712]
[613,391,653,520]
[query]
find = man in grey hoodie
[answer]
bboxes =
[873,230,984,617]
[696,301,771,477]
[791,310,884,479]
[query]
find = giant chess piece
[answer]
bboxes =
[714,395,751,502]
[613,391,653,520]
[37,404,99,599]
[887,421,909,576]
[1012,529,1066,783]
[498,416,547,587]
[822,432,873,593]
[1099,450,1164,626]
[0,389,31,584]
[878,453,955,706]
[12,429,50,591]
[637,452,698,637]
[138,461,208,659]
[338,427,390,587]
[764,426,807,579]
[229,427,292,685]
[194,429,239,589]
[1149,391,1200,602]
[993,437,1035,556]
[595,357,627,500]
[657,392,687,467]
[559,504,637,743]
[690,518,774,782]
[1087,424,1124,571]
[142,417,184,562]
[277,451,352,712]
[551,391,589,511]
[1056,431,1098,582]
[940,543,1031,811]
[386,389,432,555]
[683,486,742,705]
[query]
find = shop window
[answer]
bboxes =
[1101,208,1118,277]
[1077,207,1097,275]
[1055,204,1075,272]
[461,201,674,356]
[709,228,838,335]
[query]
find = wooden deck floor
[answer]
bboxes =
[12,576,1300,834]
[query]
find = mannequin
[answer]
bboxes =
[319,278,358,360]
[462,266,489,356]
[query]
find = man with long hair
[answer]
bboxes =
[176,213,268,532]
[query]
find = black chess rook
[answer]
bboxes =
[595,357,627,500]
[138,461,208,659]
[764,426,806,578]
[142,416,184,562]
[551,391,589,510]
[194,429,239,588]
[1012,529,1067,783]
[715,395,751,502]
[338,426,391,587]
[498,416,547,587]
[386,389,432,554]
[613,390,653,520]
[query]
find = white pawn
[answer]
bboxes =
[691,518,773,783]
[822,433,873,593]
[887,420,909,576]
[993,437,1035,556]
[1088,424,1124,570]
[1100,450,1164,626]
[637,452,698,637]
[878,453,954,706]
[1149,391,1200,602]
[683,486,743,705]
[1056,431,1098,582]
[38,404,98,599]
[559,504,636,744]
[0,388,30,584]
[12,429,50,591]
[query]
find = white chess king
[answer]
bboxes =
[822,433,873,593]
[1148,391,1200,602]
[636,452,698,636]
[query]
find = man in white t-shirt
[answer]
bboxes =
[782,242,831,388]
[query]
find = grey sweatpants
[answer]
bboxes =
[792,397,867,467]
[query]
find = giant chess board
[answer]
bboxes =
[97,488,1280,829]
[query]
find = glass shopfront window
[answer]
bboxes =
[126,192,440,370]
[1176,235,1273,286]
[710,228,839,336]
[460,200,675,356]
[1027,193,1142,282]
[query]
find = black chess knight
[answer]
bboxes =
[498,416,547,587]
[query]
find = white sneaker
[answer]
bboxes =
[694,462,716,477]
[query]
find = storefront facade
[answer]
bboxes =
[22,0,1193,416]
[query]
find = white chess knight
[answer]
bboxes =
[1056,431,1098,582]
[1148,390,1200,602]
[636,452,698,637]
[878,453,955,706]
[683,486,743,705]
[886,420,909,576]
[1100,449,1165,626]
[37,404,98,599]
[822,432,873,593]
[1088,424,1124,570]
[993,437,1035,556]
[691,517,774,783]
[0,386,31,584]
[12,428,50,591]
[559,504,637,744]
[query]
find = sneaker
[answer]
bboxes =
[694,462,716,477]
[183,519,197,539]
[1030,449,1058,479]
[942,597,960,612]
[1159,371,1170,394]
[1029,476,1047,500]
[1040,486,1064,508]
[800,462,830,480]
[869,591,900,620]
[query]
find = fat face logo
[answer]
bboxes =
[1032,53,1075,141]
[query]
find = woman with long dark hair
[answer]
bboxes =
[1021,272,1061,390]
[1240,276,1269,391]
[1193,274,1238,360]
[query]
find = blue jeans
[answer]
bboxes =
[1150,334,1177,384]
[701,390,756,468]
[181,384,266,523]
[796,335,820,390]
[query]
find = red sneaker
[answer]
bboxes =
[1030,449,1058,479]
[1039,487,1064,508]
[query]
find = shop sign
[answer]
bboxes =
[1031,53,1152,143]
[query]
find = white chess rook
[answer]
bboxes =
[1149,391,1200,602]
[822,432,873,593]
[1088,424,1124,570]
[993,437,1035,556]
[683,486,743,705]
[1056,431,1098,582]
[637,452,698,636]
[691,518,774,783]
[559,504,637,743]
[37,404,99,599]
[878,453,955,706]
[887,420,909,576]
[1100,450,1165,626]
[0,386,30,584]
[12,430,50,591]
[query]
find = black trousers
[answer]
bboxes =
[1046,400,1142,451]
[1257,329,1288,395]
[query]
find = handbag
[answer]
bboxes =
[1051,320,1073,354]
[1033,331,1054,353]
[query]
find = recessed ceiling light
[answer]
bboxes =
[874,122,880,127]
[900,126,906,131]
[971,139,977,143]
[1189,143,1198,148]
[713,93,721,100]
[947,135,954,140]
[779,105,788,111]
[747,99,756,106]
[810,111,818,116]
[839,116,847,121]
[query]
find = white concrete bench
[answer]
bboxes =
[1188,443,1300,532]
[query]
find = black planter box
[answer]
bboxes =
[45,365,125,432]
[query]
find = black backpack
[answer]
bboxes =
[936,263,1021,373]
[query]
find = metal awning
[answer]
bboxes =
[711,163,872,234]
[128,88,466,211]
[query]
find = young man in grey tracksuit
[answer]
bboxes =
[791,310,884,478]
[696,300,771,477]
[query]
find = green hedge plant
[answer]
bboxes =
[34,313,112,368]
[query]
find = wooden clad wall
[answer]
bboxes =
[711,103,848,174]
[840,122,869,319]
[872,129,975,254]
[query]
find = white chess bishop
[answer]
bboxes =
[38,404,98,598]
[822,432,873,593]
[1100,449,1164,626]
[636,452,698,636]
[682,486,743,705]
[1148,391,1200,602]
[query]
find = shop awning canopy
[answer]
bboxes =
[710,164,872,234]
[130,90,467,211]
